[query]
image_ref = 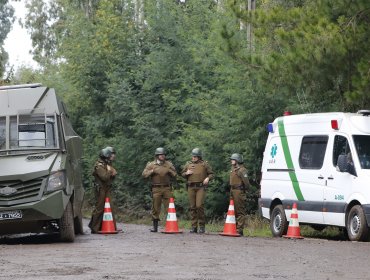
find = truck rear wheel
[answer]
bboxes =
[346,205,369,242]
[270,204,288,237]
[59,201,75,242]
[74,210,84,235]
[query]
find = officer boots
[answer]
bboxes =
[198,226,205,234]
[190,227,197,233]
[150,220,158,232]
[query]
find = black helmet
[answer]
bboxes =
[230,153,243,164]
[191,148,202,158]
[100,146,115,158]
[155,147,166,156]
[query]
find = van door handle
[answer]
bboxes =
[318,175,324,179]
[328,176,334,180]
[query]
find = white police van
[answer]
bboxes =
[259,110,370,241]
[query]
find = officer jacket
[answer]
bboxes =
[181,160,214,183]
[93,159,116,187]
[142,160,177,185]
[229,164,250,191]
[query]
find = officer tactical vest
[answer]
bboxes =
[151,161,172,185]
[230,167,243,186]
[187,161,208,183]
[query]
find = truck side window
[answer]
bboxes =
[299,136,328,169]
[0,117,5,150]
[333,135,350,167]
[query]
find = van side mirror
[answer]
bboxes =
[337,154,348,173]
[337,154,357,176]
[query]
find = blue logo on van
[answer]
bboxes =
[270,144,277,158]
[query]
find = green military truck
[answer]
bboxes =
[0,84,84,242]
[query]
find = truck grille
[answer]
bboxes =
[0,177,46,206]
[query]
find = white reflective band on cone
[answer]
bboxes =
[169,203,175,208]
[290,218,299,227]
[104,202,111,208]
[228,205,235,211]
[225,215,236,224]
[103,213,113,221]
[166,212,177,222]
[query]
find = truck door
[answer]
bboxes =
[323,135,355,226]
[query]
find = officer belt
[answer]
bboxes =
[152,184,171,188]
[231,185,245,190]
[187,182,203,188]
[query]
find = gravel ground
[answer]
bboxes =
[0,220,369,280]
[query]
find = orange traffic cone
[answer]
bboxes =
[98,197,119,234]
[283,203,303,239]
[162,197,182,234]
[220,200,241,237]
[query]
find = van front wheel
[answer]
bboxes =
[270,204,288,237]
[346,205,369,242]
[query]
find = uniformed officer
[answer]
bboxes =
[88,146,118,234]
[142,147,177,232]
[229,153,250,236]
[181,148,214,234]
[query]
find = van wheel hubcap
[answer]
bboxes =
[273,214,282,232]
[350,215,361,235]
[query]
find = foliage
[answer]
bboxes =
[14,0,370,222]
[0,0,14,79]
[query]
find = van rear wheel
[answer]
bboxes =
[346,205,369,242]
[59,201,75,242]
[270,204,288,237]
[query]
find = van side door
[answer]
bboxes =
[295,135,328,224]
[323,134,355,226]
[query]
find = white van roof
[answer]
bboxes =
[271,111,370,135]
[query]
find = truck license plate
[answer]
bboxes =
[0,210,22,220]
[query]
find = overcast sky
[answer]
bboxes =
[4,0,38,70]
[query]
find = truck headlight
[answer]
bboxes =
[45,171,66,193]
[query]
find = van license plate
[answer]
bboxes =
[0,210,22,220]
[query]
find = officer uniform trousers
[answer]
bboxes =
[152,185,172,220]
[188,185,206,228]
[231,188,246,232]
[88,185,117,233]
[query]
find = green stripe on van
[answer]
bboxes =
[277,118,305,201]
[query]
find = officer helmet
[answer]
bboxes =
[100,146,116,158]
[230,153,243,164]
[155,147,166,156]
[191,148,202,158]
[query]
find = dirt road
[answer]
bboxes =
[0,221,369,280]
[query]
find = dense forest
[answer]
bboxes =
[1,0,370,219]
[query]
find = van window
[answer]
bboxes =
[333,135,350,167]
[353,135,370,169]
[299,136,328,169]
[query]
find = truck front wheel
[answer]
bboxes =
[59,201,75,242]
[346,205,369,242]
[270,204,288,237]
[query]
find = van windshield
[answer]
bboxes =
[353,135,370,169]
[0,114,59,154]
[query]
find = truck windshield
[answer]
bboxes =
[0,114,58,153]
[353,135,370,169]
